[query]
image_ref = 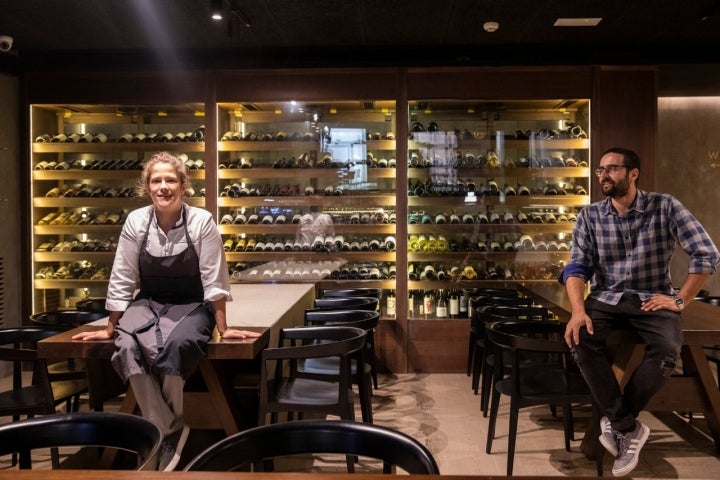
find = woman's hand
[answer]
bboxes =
[220,328,261,340]
[71,329,114,342]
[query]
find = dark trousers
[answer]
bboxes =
[571,292,683,433]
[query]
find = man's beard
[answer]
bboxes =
[602,177,630,198]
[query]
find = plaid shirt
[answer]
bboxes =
[567,190,719,305]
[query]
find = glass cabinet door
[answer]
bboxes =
[406,99,591,319]
[31,103,206,312]
[217,100,398,318]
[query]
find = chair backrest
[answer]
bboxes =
[321,287,383,299]
[305,309,380,330]
[487,320,567,354]
[183,419,440,474]
[469,287,520,299]
[0,411,163,470]
[267,326,367,363]
[29,310,107,329]
[314,296,379,311]
[75,298,110,315]
[470,295,532,310]
[303,309,380,369]
[482,305,550,323]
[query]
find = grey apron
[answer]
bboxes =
[111,206,214,381]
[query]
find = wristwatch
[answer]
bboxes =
[674,296,685,311]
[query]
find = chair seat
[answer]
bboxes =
[0,385,56,416]
[495,369,590,403]
[268,378,355,407]
[299,357,370,376]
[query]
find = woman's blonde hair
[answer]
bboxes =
[136,151,190,197]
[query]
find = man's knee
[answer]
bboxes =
[654,342,681,378]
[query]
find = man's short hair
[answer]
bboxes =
[601,147,640,172]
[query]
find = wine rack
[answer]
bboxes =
[216,101,399,316]
[405,99,591,319]
[30,104,207,311]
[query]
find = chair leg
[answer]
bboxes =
[592,402,604,477]
[358,371,374,423]
[471,340,483,394]
[480,353,494,417]
[467,330,476,376]
[562,405,573,451]
[485,386,501,454]
[506,397,520,476]
[51,447,61,468]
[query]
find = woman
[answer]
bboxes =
[73,151,259,471]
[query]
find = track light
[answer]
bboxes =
[211,0,223,20]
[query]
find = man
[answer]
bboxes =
[560,147,719,476]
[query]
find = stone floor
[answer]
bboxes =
[2,372,720,477]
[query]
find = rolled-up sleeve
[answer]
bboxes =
[192,209,232,303]
[669,198,720,274]
[105,208,146,312]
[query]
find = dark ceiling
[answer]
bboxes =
[2,0,720,71]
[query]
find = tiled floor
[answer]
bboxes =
[2,372,720,477]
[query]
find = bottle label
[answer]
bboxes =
[449,298,459,316]
[387,296,396,317]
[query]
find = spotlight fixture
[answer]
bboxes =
[211,0,224,20]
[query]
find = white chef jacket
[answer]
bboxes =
[106,204,232,312]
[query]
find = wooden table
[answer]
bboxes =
[37,284,315,436]
[519,283,720,455]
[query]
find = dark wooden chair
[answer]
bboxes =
[466,289,526,376]
[485,320,602,476]
[0,327,88,420]
[477,305,551,416]
[0,327,92,467]
[257,325,367,426]
[469,295,533,392]
[0,411,162,470]
[183,419,440,474]
[28,310,106,393]
[301,309,380,423]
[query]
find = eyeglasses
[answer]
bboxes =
[594,164,629,177]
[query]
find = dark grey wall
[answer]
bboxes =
[0,73,21,341]
[657,97,720,295]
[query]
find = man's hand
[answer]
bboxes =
[564,311,593,348]
[641,293,681,312]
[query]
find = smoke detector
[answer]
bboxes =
[483,21,499,33]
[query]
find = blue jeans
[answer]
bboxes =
[571,292,683,433]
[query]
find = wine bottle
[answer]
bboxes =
[386,290,396,318]
[449,290,460,318]
[436,290,448,318]
[424,290,435,317]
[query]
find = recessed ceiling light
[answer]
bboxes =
[554,18,603,27]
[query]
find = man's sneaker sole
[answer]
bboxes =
[612,422,650,477]
[599,416,618,457]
